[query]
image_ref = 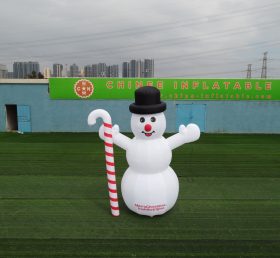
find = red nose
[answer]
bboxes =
[144,124,152,132]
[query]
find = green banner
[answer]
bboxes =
[49,78,280,100]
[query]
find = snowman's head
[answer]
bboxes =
[131,112,166,139]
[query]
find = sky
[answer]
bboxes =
[1,0,280,78]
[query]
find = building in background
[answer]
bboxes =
[122,62,129,78]
[7,72,14,79]
[97,63,107,77]
[122,59,154,78]
[43,67,51,78]
[8,59,153,79]
[143,59,154,78]
[69,64,80,77]
[92,64,98,77]
[84,65,93,77]
[129,59,143,77]
[13,61,40,79]
[84,63,119,77]
[106,65,119,77]
[0,64,8,78]
[52,64,63,77]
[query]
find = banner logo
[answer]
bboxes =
[74,79,94,98]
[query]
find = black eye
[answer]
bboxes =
[140,117,145,123]
[151,117,156,122]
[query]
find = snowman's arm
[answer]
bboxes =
[99,124,131,150]
[167,123,200,150]
[112,125,131,150]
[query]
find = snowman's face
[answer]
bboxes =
[131,112,166,139]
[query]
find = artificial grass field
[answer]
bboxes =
[0,132,279,257]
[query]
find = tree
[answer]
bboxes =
[27,71,44,79]
[27,71,37,79]
[38,72,44,79]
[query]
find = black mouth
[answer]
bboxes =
[142,131,155,137]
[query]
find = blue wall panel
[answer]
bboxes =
[176,104,206,132]
[0,83,280,133]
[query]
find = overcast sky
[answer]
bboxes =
[1,0,280,78]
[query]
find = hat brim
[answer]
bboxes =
[129,102,166,114]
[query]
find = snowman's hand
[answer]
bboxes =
[179,123,200,142]
[179,125,186,134]
[112,124,120,135]
[111,124,131,150]
[99,124,120,141]
[167,123,200,150]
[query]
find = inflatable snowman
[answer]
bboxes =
[96,86,200,217]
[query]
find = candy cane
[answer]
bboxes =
[88,109,120,216]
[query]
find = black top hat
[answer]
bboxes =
[129,86,166,114]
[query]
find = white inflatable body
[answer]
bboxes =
[123,136,178,216]
[95,112,200,217]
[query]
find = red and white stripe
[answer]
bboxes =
[88,109,120,217]
[103,122,120,216]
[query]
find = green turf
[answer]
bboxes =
[0,132,279,257]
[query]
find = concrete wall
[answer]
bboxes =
[0,80,279,133]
